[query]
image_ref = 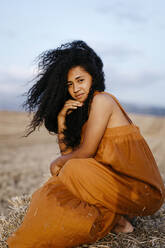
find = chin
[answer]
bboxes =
[81,96,88,103]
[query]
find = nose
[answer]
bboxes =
[73,83,80,93]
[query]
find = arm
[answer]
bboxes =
[52,93,114,171]
[57,116,72,155]
[50,99,83,175]
[57,100,83,155]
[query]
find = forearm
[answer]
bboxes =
[57,116,72,155]
[59,145,93,166]
[57,100,83,155]
[58,132,73,155]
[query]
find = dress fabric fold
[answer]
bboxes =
[7,92,165,248]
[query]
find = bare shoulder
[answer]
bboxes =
[92,92,116,109]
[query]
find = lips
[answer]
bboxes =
[75,93,84,98]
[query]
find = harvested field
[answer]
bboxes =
[0,111,165,247]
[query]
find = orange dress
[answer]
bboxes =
[7,92,165,248]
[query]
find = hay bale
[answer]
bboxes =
[0,195,164,248]
[0,195,30,248]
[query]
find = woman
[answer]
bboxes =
[7,40,165,248]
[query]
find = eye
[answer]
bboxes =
[67,82,72,87]
[78,79,84,83]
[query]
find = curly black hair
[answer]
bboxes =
[24,40,105,148]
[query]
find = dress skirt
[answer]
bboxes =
[7,157,164,248]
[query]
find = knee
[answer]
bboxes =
[60,158,85,177]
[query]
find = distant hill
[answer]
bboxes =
[0,99,165,116]
[122,102,165,116]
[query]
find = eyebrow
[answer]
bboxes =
[67,76,83,83]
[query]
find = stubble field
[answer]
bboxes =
[0,111,165,247]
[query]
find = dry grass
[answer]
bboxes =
[0,195,30,248]
[0,111,165,247]
[0,196,164,248]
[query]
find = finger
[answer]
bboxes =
[65,102,82,107]
[66,107,78,115]
[64,104,80,109]
[66,100,83,106]
[67,106,78,111]
[67,110,73,115]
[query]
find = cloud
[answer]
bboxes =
[0,62,164,110]
[0,92,25,111]
[0,66,34,110]
[111,80,165,107]
[0,29,18,39]
[103,65,165,107]
[104,65,165,107]
[105,66,165,88]
[97,44,143,61]
[92,41,164,93]
[0,66,34,94]
[0,65,34,79]
[96,0,148,24]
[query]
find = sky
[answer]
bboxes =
[0,0,165,110]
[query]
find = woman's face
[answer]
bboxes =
[67,66,93,103]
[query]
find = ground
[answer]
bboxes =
[0,111,165,247]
